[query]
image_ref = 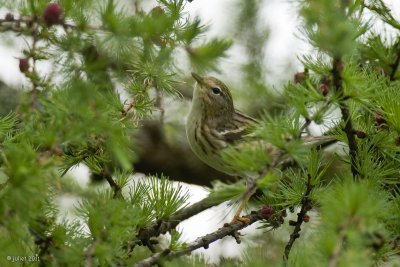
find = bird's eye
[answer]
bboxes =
[211,87,221,95]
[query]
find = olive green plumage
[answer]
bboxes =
[186,73,335,177]
[186,73,259,176]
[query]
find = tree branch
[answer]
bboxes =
[0,15,103,33]
[328,226,347,267]
[84,241,96,267]
[130,152,294,251]
[134,121,234,186]
[361,2,400,81]
[298,99,332,139]
[102,172,121,198]
[332,56,359,178]
[128,196,219,250]
[155,86,165,124]
[130,153,305,263]
[120,95,138,120]
[283,174,313,262]
[133,210,265,267]
[130,140,327,252]
[389,41,400,81]
[144,241,164,267]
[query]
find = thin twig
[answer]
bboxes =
[0,15,103,32]
[130,144,319,252]
[103,173,121,198]
[332,56,359,178]
[155,87,165,124]
[298,99,332,139]
[34,235,53,264]
[29,18,40,107]
[144,241,164,267]
[361,2,400,80]
[130,153,292,251]
[283,174,313,262]
[328,226,347,267]
[119,95,139,122]
[30,219,54,265]
[298,118,312,138]
[389,41,400,81]
[128,121,335,255]
[339,103,358,177]
[84,242,96,267]
[134,249,171,267]
[133,210,264,267]
[129,196,217,250]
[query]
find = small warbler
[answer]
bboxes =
[186,73,271,174]
[186,73,335,223]
[186,73,273,223]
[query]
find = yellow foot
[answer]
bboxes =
[230,214,250,224]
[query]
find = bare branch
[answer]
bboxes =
[389,42,400,81]
[283,174,313,262]
[102,173,121,198]
[155,87,165,124]
[134,210,265,267]
[84,242,96,267]
[0,15,103,33]
[119,94,142,123]
[332,56,359,178]
[131,153,293,251]
[131,138,329,252]
[298,99,332,139]
[127,196,219,250]
[328,226,347,267]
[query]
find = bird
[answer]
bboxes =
[186,72,276,224]
[186,74,259,173]
[186,72,334,224]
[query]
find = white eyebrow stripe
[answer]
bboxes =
[218,126,247,135]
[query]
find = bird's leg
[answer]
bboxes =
[230,178,257,224]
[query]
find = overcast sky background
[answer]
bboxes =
[1,0,400,263]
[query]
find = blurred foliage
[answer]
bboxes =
[0,81,20,116]
[230,0,283,116]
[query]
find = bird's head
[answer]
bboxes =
[191,72,234,118]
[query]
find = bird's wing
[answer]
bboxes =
[219,110,258,145]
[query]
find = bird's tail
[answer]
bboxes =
[302,135,337,149]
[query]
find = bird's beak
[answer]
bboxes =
[191,72,204,85]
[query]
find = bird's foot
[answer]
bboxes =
[230,214,250,224]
